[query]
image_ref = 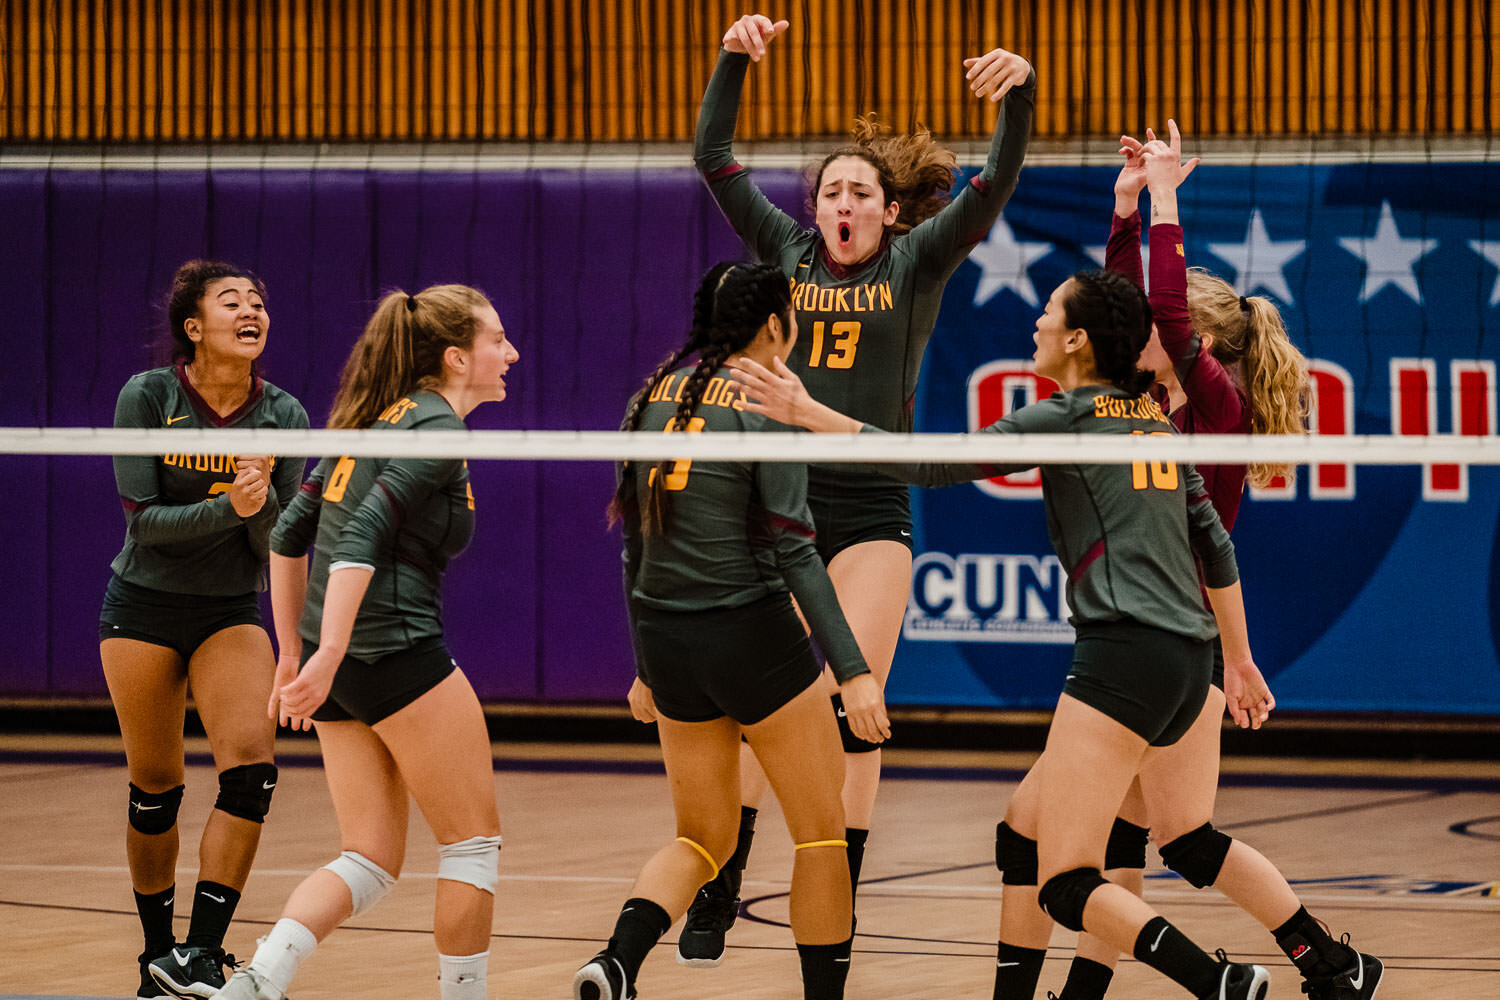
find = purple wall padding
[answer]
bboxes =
[0,164,801,701]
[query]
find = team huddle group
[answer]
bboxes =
[99,16,1382,1000]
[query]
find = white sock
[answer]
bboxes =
[438,950,489,1000]
[247,918,318,996]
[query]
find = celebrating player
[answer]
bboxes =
[219,285,516,1000]
[683,12,1036,961]
[573,262,888,1000]
[101,260,308,1000]
[732,267,1280,1000]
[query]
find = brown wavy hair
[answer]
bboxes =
[1185,268,1311,487]
[804,114,959,233]
[327,284,491,429]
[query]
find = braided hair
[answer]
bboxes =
[1062,269,1155,394]
[805,114,959,233]
[608,261,794,533]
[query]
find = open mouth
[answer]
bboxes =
[236,324,261,343]
[838,222,852,245]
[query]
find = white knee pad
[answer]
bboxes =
[322,850,397,917]
[436,835,502,894]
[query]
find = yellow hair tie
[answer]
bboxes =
[675,837,720,880]
[794,839,849,851]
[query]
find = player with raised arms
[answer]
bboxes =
[683,12,1036,962]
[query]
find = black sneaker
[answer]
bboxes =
[137,958,170,1000]
[573,950,634,1000]
[1301,948,1383,1000]
[1204,952,1270,1000]
[674,887,739,967]
[149,945,235,999]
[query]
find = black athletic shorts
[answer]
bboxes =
[1210,634,1225,691]
[807,466,913,564]
[632,591,823,726]
[305,637,456,726]
[99,574,263,659]
[1063,620,1212,747]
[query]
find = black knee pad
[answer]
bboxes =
[832,694,882,754]
[993,821,1039,886]
[1159,822,1232,888]
[128,783,184,835]
[214,763,278,823]
[1038,866,1108,932]
[1104,818,1150,870]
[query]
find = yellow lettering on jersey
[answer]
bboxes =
[879,282,893,309]
[378,397,419,425]
[702,377,725,408]
[834,287,850,310]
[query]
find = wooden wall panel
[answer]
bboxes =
[2,0,1496,142]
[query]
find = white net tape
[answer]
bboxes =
[2,427,1498,465]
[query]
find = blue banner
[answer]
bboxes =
[892,163,1500,714]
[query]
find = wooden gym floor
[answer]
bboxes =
[1,735,1496,999]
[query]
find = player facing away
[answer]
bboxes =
[683,12,1035,963]
[732,268,1282,1000]
[101,260,308,1000]
[574,262,889,1000]
[1038,123,1380,1000]
[219,286,516,1000]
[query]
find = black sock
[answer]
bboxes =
[991,941,1046,1000]
[1132,917,1220,997]
[796,938,852,1000]
[844,827,869,902]
[607,897,671,989]
[1057,956,1115,999]
[1273,906,1355,980]
[134,885,176,959]
[184,881,240,951]
[705,806,758,900]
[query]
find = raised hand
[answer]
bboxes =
[1139,119,1201,190]
[963,47,1032,102]
[1115,133,1148,208]
[722,14,789,62]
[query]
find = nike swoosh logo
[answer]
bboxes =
[132,803,163,811]
[899,530,911,537]
[996,961,1020,967]
[201,892,226,903]
[834,958,850,963]
[262,780,277,789]
[1348,958,1364,989]
[162,896,173,907]
[172,948,192,965]
[836,707,847,717]
[166,414,189,425]
[1149,926,1168,952]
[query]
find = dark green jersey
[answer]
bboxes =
[271,391,475,660]
[866,385,1236,640]
[110,362,309,596]
[695,50,1035,482]
[620,365,868,683]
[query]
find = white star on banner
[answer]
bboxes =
[1337,201,1438,304]
[1205,209,1306,305]
[969,218,1054,308]
[1468,239,1500,306]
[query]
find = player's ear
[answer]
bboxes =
[883,200,900,227]
[444,344,468,374]
[184,317,202,342]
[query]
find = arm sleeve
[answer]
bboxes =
[615,465,649,679]
[754,460,869,683]
[1105,211,1145,288]
[112,379,243,545]
[1149,223,1248,432]
[330,454,463,567]
[859,395,1070,486]
[245,406,312,562]
[694,50,808,261]
[270,460,329,557]
[1184,463,1239,588]
[902,70,1037,281]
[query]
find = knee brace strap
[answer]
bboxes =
[214,763,278,823]
[1104,818,1151,871]
[437,835,502,894]
[994,821,1039,886]
[793,839,848,850]
[1159,822,1232,889]
[1038,867,1108,932]
[128,783,184,835]
[833,694,882,754]
[323,850,396,917]
[675,836,720,881]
